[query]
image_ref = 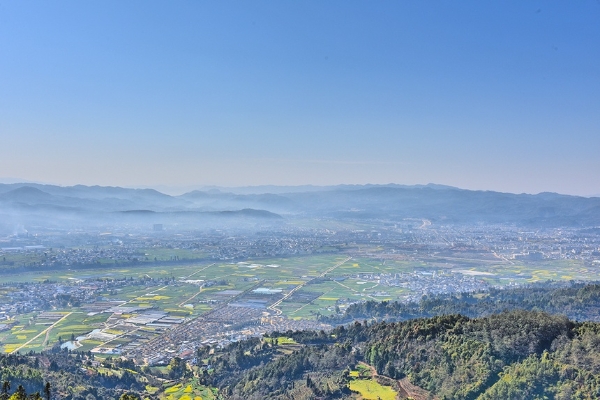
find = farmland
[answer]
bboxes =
[0,247,598,357]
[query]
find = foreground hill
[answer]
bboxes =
[4,311,599,399]
[326,281,600,324]
[3,283,600,399]
[205,310,600,399]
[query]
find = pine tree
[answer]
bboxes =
[43,382,50,400]
[13,385,26,400]
[0,381,10,400]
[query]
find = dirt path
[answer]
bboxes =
[41,325,52,349]
[357,362,435,400]
[397,378,435,400]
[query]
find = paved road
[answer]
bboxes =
[11,312,74,354]
[268,256,352,315]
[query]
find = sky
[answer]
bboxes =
[1,1,599,196]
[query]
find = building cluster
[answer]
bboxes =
[2,223,600,271]
[0,276,171,316]
[0,221,599,366]
[350,271,490,302]
[130,304,331,365]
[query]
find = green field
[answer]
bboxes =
[349,378,397,400]
[348,364,397,400]
[160,378,217,400]
[1,252,597,353]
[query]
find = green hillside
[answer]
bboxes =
[4,284,600,399]
[202,310,600,399]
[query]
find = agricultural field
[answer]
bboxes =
[0,246,209,272]
[0,251,598,354]
[160,378,218,400]
[449,259,600,285]
[349,379,397,400]
[348,364,398,400]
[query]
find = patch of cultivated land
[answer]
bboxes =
[349,378,397,400]
[160,377,217,400]
[1,253,596,353]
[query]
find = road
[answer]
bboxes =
[268,256,352,315]
[11,312,73,354]
[177,263,215,307]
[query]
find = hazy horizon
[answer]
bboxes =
[2,1,599,196]
[1,177,599,198]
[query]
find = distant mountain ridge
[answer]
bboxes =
[184,182,457,195]
[1,183,599,233]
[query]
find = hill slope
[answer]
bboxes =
[205,311,600,399]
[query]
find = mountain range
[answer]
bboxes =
[1,183,599,233]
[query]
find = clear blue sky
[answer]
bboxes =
[1,1,599,195]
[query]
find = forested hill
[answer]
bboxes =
[3,309,600,399]
[204,310,600,399]
[325,281,600,324]
[4,283,600,399]
[0,350,144,399]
